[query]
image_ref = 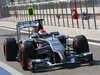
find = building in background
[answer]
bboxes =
[0,0,100,7]
[0,0,10,6]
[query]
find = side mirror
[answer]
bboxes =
[31,34,38,38]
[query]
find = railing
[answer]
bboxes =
[0,0,100,30]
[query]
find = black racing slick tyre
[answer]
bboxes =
[20,42,36,70]
[3,38,17,61]
[73,35,89,54]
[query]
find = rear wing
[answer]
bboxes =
[16,21,39,29]
[16,19,44,29]
[16,19,44,44]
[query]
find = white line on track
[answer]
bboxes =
[0,26,28,33]
[68,39,100,46]
[0,26,100,46]
[0,27,17,31]
[0,61,23,75]
[88,41,100,46]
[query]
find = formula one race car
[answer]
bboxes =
[3,19,93,70]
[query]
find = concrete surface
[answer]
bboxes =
[0,20,100,41]
[0,28,100,75]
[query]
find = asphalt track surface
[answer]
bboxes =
[0,28,100,75]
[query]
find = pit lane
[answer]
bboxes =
[0,28,100,75]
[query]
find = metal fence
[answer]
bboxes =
[0,0,100,30]
[18,0,57,4]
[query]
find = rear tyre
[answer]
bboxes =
[73,35,89,54]
[20,42,36,70]
[3,38,17,61]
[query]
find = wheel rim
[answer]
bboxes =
[20,45,24,69]
[73,40,78,47]
[73,40,78,53]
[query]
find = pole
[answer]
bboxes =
[80,0,85,29]
[70,1,74,28]
[66,2,69,27]
[74,2,79,28]
[85,0,90,29]
[93,0,97,29]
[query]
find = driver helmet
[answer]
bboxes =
[38,30,47,38]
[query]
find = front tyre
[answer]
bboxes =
[73,35,93,62]
[73,35,89,54]
[20,42,36,70]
